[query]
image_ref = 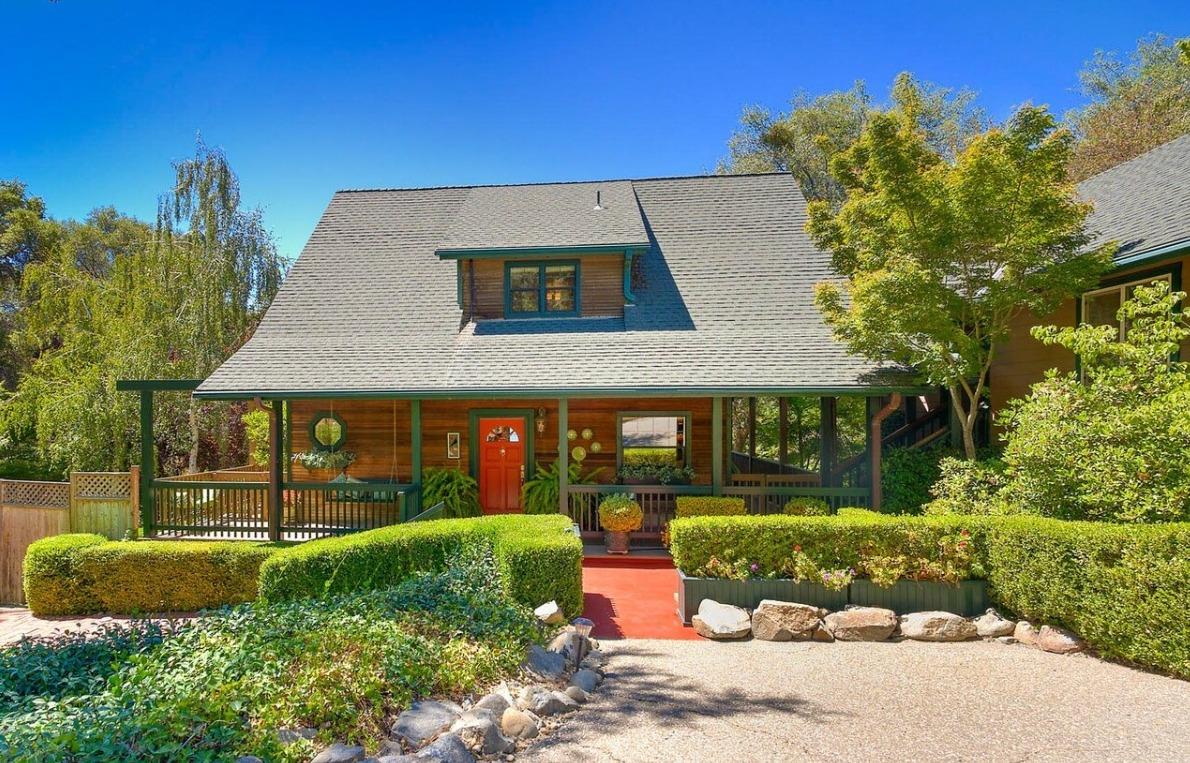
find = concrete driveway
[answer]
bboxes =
[526,638,1190,763]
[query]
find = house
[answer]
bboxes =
[121,173,932,542]
[990,134,1190,419]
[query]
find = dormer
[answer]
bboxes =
[435,181,650,322]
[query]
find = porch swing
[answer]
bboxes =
[312,399,405,529]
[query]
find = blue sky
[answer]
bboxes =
[4,1,1187,259]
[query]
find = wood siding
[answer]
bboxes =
[288,396,715,485]
[461,253,625,319]
[990,253,1190,428]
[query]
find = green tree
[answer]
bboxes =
[808,78,1112,459]
[720,75,986,204]
[1066,34,1190,181]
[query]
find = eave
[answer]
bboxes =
[435,243,651,260]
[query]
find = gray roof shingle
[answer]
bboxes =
[197,174,910,397]
[1078,133,1190,264]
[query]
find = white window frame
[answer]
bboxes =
[1080,273,1173,339]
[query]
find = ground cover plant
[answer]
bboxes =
[0,548,540,762]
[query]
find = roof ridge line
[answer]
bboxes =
[335,172,795,194]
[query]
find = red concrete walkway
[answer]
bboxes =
[581,554,700,640]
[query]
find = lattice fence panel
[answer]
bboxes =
[72,471,133,500]
[1,479,70,509]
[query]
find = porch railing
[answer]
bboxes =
[150,473,413,540]
[565,482,871,536]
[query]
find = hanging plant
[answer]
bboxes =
[292,449,356,472]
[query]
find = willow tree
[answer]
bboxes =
[4,142,285,474]
[808,76,1113,458]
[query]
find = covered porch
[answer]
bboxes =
[121,381,939,542]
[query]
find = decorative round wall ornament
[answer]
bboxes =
[580,428,594,440]
[567,429,578,441]
[571,446,587,461]
[589,441,603,453]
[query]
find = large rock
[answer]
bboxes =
[416,733,475,763]
[972,608,1016,638]
[750,600,827,641]
[391,700,463,748]
[501,707,540,740]
[1013,620,1042,648]
[310,743,365,763]
[692,599,752,640]
[899,611,979,642]
[1038,625,1085,654]
[565,685,590,703]
[569,668,602,693]
[824,606,897,641]
[520,686,580,716]
[534,600,565,625]
[523,644,568,681]
[451,716,515,756]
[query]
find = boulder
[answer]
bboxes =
[569,668,602,693]
[1013,620,1042,648]
[391,700,463,748]
[416,733,475,763]
[972,608,1016,638]
[524,689,579,716]
[534,600,565,625]
[452,716,515,756]
[523,644,568,681]
[995,635,1018,645]
[472,692,510,720]
[1038,625,1085,654]
[311,743,366,763]
[565,685,589,703]
[811,625,835,642]
[501,708,540,740]
[898,611,979,642]
[691,599,752,640]
[750,600,826,641]
[823,606,897,641]
[276,727,317,745]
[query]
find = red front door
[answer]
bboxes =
[478,417,526,513]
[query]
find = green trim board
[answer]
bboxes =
[436,243,650,260]
[615,410,692,471]
[116,379,203,391]
[503,259,581,318]
[1075,260,1183,373]
[466,408,536,482]
[194,384,931,401]
[622,250,637,303]
[1112,239,1190,270]
[308,410,347,452]
[410,400,422,517]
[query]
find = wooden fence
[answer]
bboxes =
[0,470,137,605]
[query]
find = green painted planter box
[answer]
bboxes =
[849,579,988,616]
[677,571,989,624]
[677,571,847,624]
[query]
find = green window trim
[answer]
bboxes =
[1074,261,1183,375]
[309,410,347,452]
[616,411,692,471]
[503,260,581,318]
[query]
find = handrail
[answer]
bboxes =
[407,501,446,522]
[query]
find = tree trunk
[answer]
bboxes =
[947,384,979,460]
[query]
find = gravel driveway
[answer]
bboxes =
[526,639,1190,762]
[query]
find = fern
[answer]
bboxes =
[421,467,482,518]
[521,459,603,515]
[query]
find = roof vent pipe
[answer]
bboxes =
[594,190,603,211]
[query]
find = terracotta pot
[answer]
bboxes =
[604,530,630,554]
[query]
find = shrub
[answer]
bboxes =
[24,536,277,616]
[421,467,481,518]
[0,553,540,761]
[598,494,643,532]
[997,282,1190,522]
[925,455,1011,515]
[781,497,829,516]
[674,496,745,518]
[669,514,986,585]
[986,518,1190,679]
[259,514,583,617]
[881,446,954,514]
[617,462,695,485]
[241,408,270,467]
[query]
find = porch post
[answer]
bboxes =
[711,397,724,494]
[267,400,283,542]
[819,397,837,488]
[410,399,422,519]
[138,390,154,533]
[777,397,789,467]
[557,398,569,514]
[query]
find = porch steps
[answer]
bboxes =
[582,545,674,569]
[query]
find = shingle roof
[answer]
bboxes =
[1078,134,1190,264]
[197,174,910,398]
[437,180,649,252]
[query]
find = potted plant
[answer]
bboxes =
[598,494,643,554]
[291,449,357,480]
[617,462,696,486]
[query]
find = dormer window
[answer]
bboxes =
[505,261,580,318]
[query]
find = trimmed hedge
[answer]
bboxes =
[986,518,1190,679]
[670,513,1190,678]
[259,514,583,616]
[674,496,745,518]
[24,536,277,616]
